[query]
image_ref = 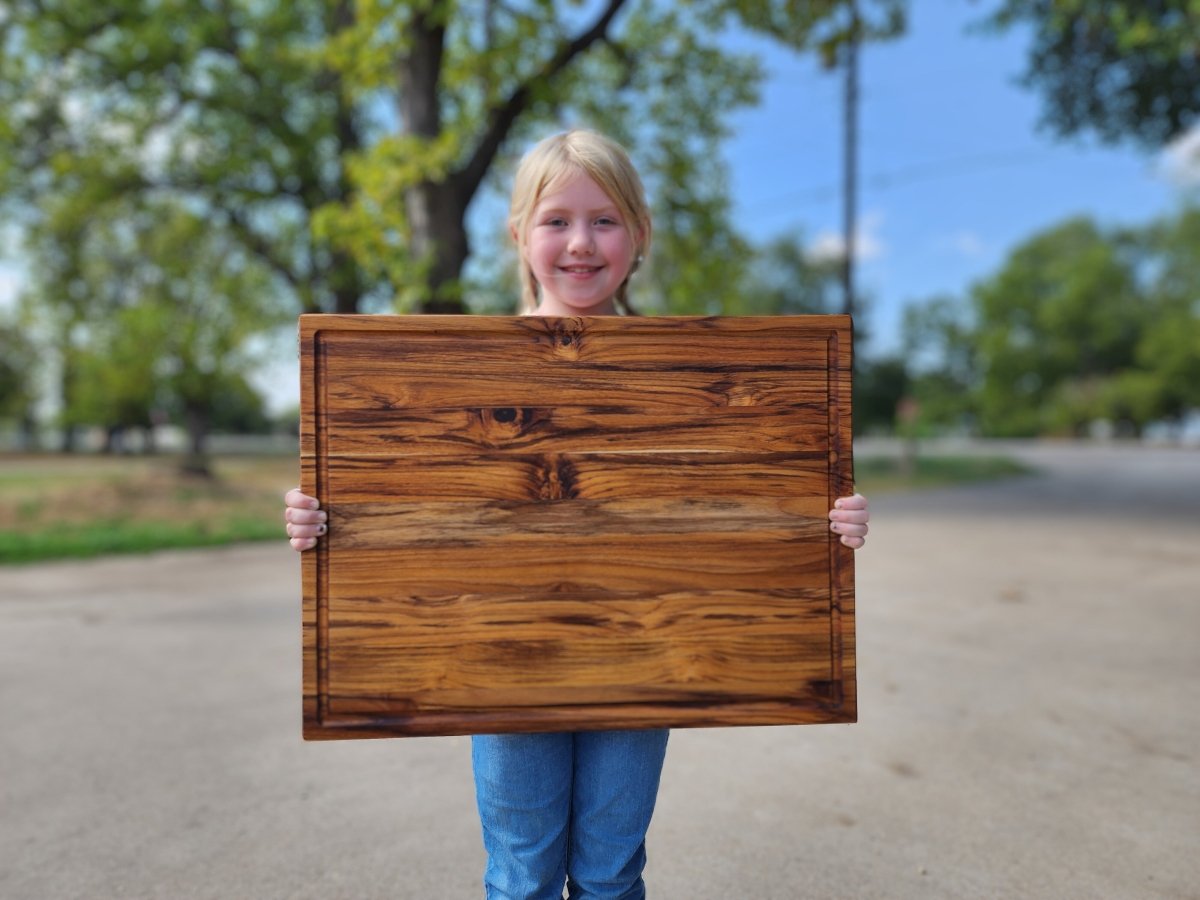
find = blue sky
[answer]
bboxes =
[723,0,1196,356]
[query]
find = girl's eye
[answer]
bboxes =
[595,216,618,226]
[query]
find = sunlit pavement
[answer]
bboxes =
[3,441,1198,899]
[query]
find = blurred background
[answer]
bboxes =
[3,5,1199,898]
[0,0,1196,553]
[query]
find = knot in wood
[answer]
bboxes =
[536,455,578,501]
[551,319,584,359]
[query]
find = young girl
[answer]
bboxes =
[284,129,870,899]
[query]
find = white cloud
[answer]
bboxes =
[807,210,885,264]
[1158,124,1200,188]
[934,229,986,258]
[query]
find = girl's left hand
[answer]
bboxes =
[829,493,869,549]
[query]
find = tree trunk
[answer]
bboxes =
[59,424,79,454]
[407,180,470,313]
[59,343,79,453]
[397,10,468,313]
[102,425,123,454]
[896,395,920,478]
[332,247,364,314]
[330,0,365,315]
[19,413,39,452]
[181,404,213,478]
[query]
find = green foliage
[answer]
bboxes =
[971,217,1147,435]
[320,0,900,310]
[727,234,845,316]
[0,516,282,565]
[0,0,906,316]
[899,295,977,433]
[0,0,365,313]
[20,196,286,445]
[902,207,1200,438]
[1,0,911,446]
[854,453,1033,494]
[207,373,273,435]
[0,454,294,564]
[982,0,1200,146]
[853,355,910,436]
[639,229,832,316]
[0,321,38,422]
[1127,206,1200,418]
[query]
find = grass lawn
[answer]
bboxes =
[0,450,1033,565]
[0,454,299,565]
[853,452,1035,494]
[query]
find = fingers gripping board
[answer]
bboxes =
[300,315,855,739]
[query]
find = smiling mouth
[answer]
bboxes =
[559,265,601,274]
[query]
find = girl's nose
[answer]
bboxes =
[567,226,594,255]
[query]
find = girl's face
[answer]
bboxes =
[518,172,638,316]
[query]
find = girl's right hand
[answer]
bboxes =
[284,488,326,552]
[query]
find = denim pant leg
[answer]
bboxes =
[472,733,573,900]
[566,729,671,900]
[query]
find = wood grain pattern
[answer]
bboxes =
[300,315,855,739]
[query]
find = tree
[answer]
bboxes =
[0,319,39,448]
[725,233,846,316]
[1127,206,1200,424]
[971,217,1145,436]
[19,201,129,453]
[134,203,285,471]
[21,195,286,471]
[982,0,1200,147]
[69,307,163,453]
[900,294,977,433]
[317,0,904,312]
[206,372,272,435]
[0,1,369,315]
[853,355,910,436]
[0,0,905,317]
[921,208,1199,439]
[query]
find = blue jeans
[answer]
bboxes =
[471,730,670,900]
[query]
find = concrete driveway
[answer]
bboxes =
[2,442,1197,899]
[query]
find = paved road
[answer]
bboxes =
[3,442,1198,899]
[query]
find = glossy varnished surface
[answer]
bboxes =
[300,315,855,738]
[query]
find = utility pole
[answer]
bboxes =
[841,0,860,319]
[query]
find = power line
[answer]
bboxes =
[742,146,1057,215]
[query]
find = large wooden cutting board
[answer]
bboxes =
[300,315,855,739]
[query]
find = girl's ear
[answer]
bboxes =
[509,223,521,246]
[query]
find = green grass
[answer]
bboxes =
[853,453,1035,494]
[0,453,298,565]
[0,517,283,564]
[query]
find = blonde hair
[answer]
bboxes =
[508,130,652,314]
